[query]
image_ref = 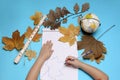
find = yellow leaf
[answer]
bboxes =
[58,36,69,42]
[25,26,42,42]
[25,50,36,60]
[58,24,80,46]
[30,12,42,25]
[2,30,25,50]
[69,37,76,46]
[58,27,68,35]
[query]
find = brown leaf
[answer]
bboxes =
[61,7,70,17]
[2,30,25,50]
[47,10,56,22]
[30,12,42,25]
[77,35,107,63]
[74,3,79,14]
[81,3,90,12]
[55,7,61,19]
[25,50,36,60]
[25,26,42,42]
[43,20,53,28]
[52,22,61,29]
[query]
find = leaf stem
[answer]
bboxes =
[97,25,115,40]
[59,12,83,23]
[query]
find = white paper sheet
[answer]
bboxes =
[40,29,78,80]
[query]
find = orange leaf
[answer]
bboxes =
[25,26,42,42]
[30,12,42,25]
[2,30,25,50]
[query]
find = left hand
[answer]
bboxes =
[39,40,54,61]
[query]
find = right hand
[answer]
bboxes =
[65,56,81,68]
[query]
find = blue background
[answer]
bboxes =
[0,0,120,80]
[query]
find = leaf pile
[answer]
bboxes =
[25,26,42,42]
[42,2,90,30]
[2,30,25,50]
[30,12,42,25]
[25,50,36,60]
[58,24,80,46]
[77,35,106,63]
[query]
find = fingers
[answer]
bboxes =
[65,56,77,61]
[43,40,53,49]
[65,56,77,66]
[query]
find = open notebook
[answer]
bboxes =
[40,29,78,80]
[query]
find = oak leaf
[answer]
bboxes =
[30,12,42,25]
[47,10,56,22]
[2,30,25,50]
[58,24,80,46]
[25,26,42,42]
[61,7,70,17]
[55,7,61,19]
[25,50,36,60]
[81,3,90,12]
[77,35,106,63]
[74,3,79,14]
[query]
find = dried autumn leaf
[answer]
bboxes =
[47,10,56,22]
[61,7,70,17]
[25,26,42,42]
[81,3,90,12]
[74,3,79,14]
[43,20,53,28]
[25,50,36,60]
[58,24,80,46]
[55,7,61,19]
[77,35,107,63]
[51,22,61,30]
[2,30,25,50]
[30,12,42,25]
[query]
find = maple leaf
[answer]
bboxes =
[25,50,36,60]
[30,12,42,25]
[2,30,25,50]
[25,26,42,42]
[58,24,80,46]
[77,35,106,63]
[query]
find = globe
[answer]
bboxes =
[81,13,100,33]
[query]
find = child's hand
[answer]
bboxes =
[39,40,54,61]
[65,56,81,68]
